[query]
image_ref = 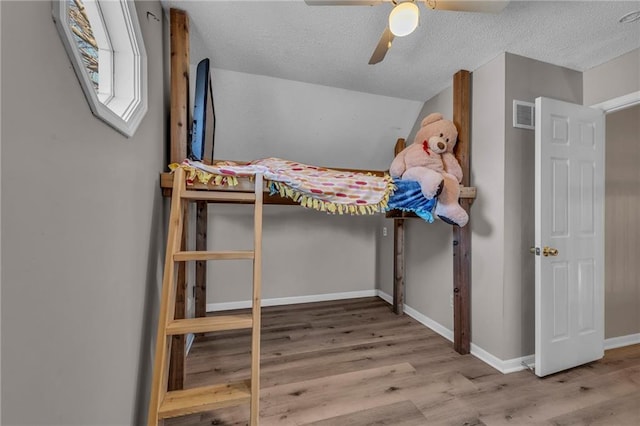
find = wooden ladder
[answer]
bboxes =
[148,166,263,425]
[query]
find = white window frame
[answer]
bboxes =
[83,0,114,104]
[52,0,147,137]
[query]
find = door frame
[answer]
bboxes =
[591,90,640,351]
[590,91,640,113]
[527,91,640,373]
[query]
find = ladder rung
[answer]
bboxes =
[173,250,254,261]
[158,380,251,419]
[166,315,253,335]
[182,190,256,202]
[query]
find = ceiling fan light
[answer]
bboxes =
[389,2,419,37]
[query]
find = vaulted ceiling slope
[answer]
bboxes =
[160,1,640,101]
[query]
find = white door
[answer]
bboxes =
[534,97,605,377]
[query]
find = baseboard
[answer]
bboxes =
[605,333,640,350]
[482,333,640,372]
[376,289,532,374]
[475,333,640,372]
[376,289,455,342]
[375,288,393,305]
[206,289,378,312]
[471,344,534,374]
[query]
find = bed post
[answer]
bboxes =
[170,9,189,163]
[452,70,472,355]
[168,8,190,390]
[195,202,208,323]
[393,139,406,315]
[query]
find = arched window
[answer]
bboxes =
[52,0,147,137]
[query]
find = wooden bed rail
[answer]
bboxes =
[160,165,387,199]
[160,169,475,199]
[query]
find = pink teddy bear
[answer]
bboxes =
[390,113,469,227]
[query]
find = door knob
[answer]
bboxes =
[542,246,559,257]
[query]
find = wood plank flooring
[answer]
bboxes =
[166,297,640,425]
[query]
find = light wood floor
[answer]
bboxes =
[166,297,640,425]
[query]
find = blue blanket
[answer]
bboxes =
[386,179,436,223]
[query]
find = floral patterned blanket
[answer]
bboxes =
[170,158,396,215]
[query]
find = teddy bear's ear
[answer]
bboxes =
[421,113,444,127]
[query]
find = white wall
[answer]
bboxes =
[1,1,166,424]
[203,69,423,305]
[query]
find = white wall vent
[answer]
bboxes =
[513,100,535,130]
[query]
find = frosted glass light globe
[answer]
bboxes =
[389,2,419,37]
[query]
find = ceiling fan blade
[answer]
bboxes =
[304,0,385,5]
[429,0,509,14]
[368,27,394,65]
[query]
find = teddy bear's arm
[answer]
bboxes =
[389,150,407,178]
[442,152,463,183]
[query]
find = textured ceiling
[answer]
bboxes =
[159,0,640,101]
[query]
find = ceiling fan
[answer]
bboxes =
[304,0,510,64]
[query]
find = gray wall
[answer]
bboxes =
[394,52,586,362]
[1,1,166,424]
[405,86,454,149]
[502,53,582,360]
[583,47,640,340]
[0,1,3,418]
[205,205,380,304]
[583,48,640,106]
[470,53,507,358]
[209,69,422,170]
[401,50,638,363]
[604,105,640,339]
[473,53,582,361]
[376,86,456,330]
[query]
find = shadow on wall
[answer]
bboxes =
[133,188,166,426]
[209,204,380,237]
[467,178,493,237]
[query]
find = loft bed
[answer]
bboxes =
[160,8,475,392]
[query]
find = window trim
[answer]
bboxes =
[52,0,147,138]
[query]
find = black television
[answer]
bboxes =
[189,58,215,162]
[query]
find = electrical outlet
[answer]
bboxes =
[382,227,388,237]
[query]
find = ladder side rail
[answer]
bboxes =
[250,173,263,426]
[148,167,187,426]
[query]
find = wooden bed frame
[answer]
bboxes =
[161,8,476,390]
